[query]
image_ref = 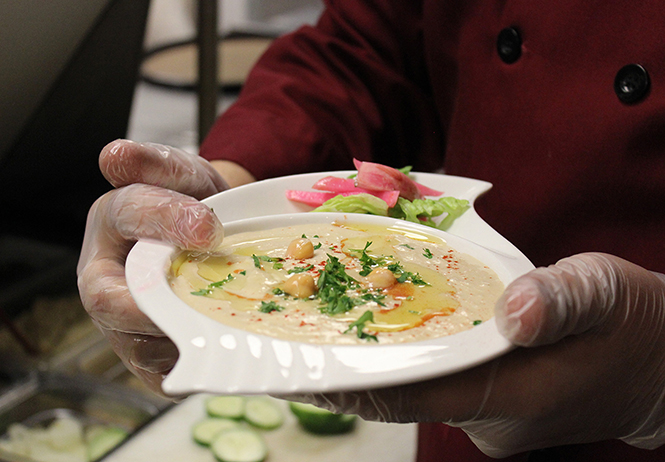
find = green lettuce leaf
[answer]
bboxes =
[389,197,470,230]
[312,192,469,231]
[312,193,389,216]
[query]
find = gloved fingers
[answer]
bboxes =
[80,183,224,263]
[280,358,548,458]
[109,184,224,250]
[77,184,224,332]
[495,252,665,347]
[282,253,665,457]
[279,357,498,424]
[99,139,228,200]
[281,388,409,423]
[78,254,162,335]
[101,326,180,398]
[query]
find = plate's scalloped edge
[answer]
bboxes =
[126,173,534,395]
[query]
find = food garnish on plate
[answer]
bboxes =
[285,159,470,231]
[169,221,503,345]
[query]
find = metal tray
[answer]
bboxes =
[0,370,171,461]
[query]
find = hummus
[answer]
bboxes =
[169,222,504,345]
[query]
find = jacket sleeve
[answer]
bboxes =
[199,0,444,180]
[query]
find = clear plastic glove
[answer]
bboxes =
[78,143,665,455]
[77,139,227,394]
[290,253,665,457]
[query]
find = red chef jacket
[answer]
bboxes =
[201,1,665,460]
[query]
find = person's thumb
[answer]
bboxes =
[494,253,630,347]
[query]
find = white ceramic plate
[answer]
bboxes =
[126,171,534,396]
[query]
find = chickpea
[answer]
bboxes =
[286,238,314,259]
[365,267,397,289]
[283,273,317,298]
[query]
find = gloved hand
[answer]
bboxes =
[291,253,665,457]
[78,143,665,456]
[77,139,227,394]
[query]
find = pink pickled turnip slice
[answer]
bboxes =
[285,190,337,207]
[311,176,356,192]
[353,159,443,200]
[415,182,443,197]
[311,176,400,207]
[286,189,399,208]
[368,190,399,207]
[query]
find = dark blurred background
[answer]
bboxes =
[0,0,150,319]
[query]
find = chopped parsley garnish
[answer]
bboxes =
[190,288,212,296]
[344,310,378,342]
[313,242,322,250]
[287,264,314,274]
[244,234,432,341]
[386,263,429,286]
[190,273,235,296]
[360,292,386,306]
[252,254,284,269]
[349,242,429,287]
[473,320,483,326]
[259,301,283,313]
[400,271,428,285]
[210,274,235,287]
[317,254,359,315]
[400,244,415,250]
[350,241,387,276]
[314,254,388,315]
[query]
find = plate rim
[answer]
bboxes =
[125,172,534,395]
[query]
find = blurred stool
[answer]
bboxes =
[141,34,273,93]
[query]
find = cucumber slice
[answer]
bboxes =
[243,398,284,430]
[288,402,357,435]
[210,428,267,462]
[206,396,246,420]
[86,426,128,461]
[192,418,240,446]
